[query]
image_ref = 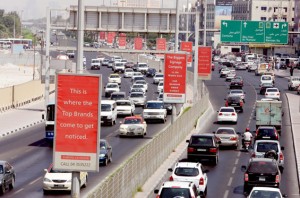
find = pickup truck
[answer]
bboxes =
[143,101,167,123]
[288,76,300,90]
[256,100,282,134]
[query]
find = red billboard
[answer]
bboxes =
[54,73,101,172]
[163,53,187,103]
[198,46,212,80]
[99,32,106,40]
[134,37,143,50]
[118,36,126,49]
[180,42,193,67]
[156,38,166,51]
[107,32,116,45]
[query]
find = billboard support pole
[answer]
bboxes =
[45,8,50,108]
[194,11,199,102]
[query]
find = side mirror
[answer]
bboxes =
[42,114,45,119]
[186,140,190,143]
[282,194,288,197]
[241,165,247,172]
[168,168,173,172]
[212,131,216,134]
[281,146,285,151]
[154,189,159,194]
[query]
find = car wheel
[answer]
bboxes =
[213,155,218,165]
[43,189,49,195]
[243,184,249,194]
[0,184,5,195]
[9,177,15,189]
[202,187,208,198]
[240,108,243,113]
[104,158,108,166]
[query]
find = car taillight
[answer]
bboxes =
[199,177,204,185]
[279,152,284,161]
[240,101,243,106]
[232,113,236,116]
[275,175,280,183]
[230,136,237,140]
[188,147,195,153]
[156,195,160,198]
[169,176,174,181]
[252,153,256,158]
[219,113,223,116]
[225,101,228,106]
[244,173,248,181]
[210,148,217,153]
[275,132,278,140]
[256,129,259,136]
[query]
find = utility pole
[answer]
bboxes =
[33,33,36,80]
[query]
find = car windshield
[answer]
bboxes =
[228,97,240,102]
[174,167,199,177]
[249,190,281,198]
[125,69,133,72]
[110,75,119,78]
[160,188,191,198]
[107,84,118,88]
[124,118,142,124]
[131,89,143,93]
[115,63,123,66]
[191,137,213,146]
[256,142,279,152]
[248,161,278,173]
[146,102,164,109]
[111,94,125,99]
[101,104,111,112]
[262,76,271,80]
[50,167,70,173]
[116,101,131,106]
[135,81,146,85]
[257,128,274,136]
[156,74,164,78]
[158,82,164,86]
[133,85,144,89]
[130,93,144,98]
[139,64,148,68]
[216,129,235,134]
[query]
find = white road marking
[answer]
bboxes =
[235,158,239,165]
[29,176,42,185]
[227,177,233,186]
[223,190,229,198]
[13,188,24,195]
[237,151,241,157]
[232,167,236,174]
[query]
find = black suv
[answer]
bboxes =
[225,95,244,112]
[230,78,243,89]
[242,158,281,194]
[255,126,279,141]
[146,68,157,77]
[186,134,220,165]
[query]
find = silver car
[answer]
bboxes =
[229,89,246,102]
[213,127,239,149]
[128,92,147,106]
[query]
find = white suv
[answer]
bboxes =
[168,162,208,197]
[154,181,200,198]
[288,76,300,90]
[143,101,167,123]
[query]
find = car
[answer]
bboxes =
[224,95,244,112]
[154,181,200,198]
[136,62,149,74]
[101,100,117,126]
[225,70,236,82]
[43,163,88,194]
[163,103,173,115]
[260,83,274,95]
[125,61,135,68]
[213,127,239,149]
[229,78,243,89]
[113,62,125,73]
[146,68,157,77]
[260,75,273,85]
[235,62,248,70]
[116,99,135,116]
[65,50,75,58]
[220,68,231,77]
[110,92,126,101]
[108,60,114,68]
[218,65,227,73]
[264,71,275,83]
[131,72,144,81]
[108,73,121,85]
[229,89,246,102]
[132,76,145,84]
[99,139,113,166]
[0,161,15,195]
[157,93,163,101]
[153,73,164,84]
[134,80,148,91]
[128,92,147,106]
[247,187,287,198]
[119,116,147,137]
[130,84,147,93]
[168,162,208,196]
[298,84,300,95]
[265,88,280,100]
[104,83,120,97]
[143,101,167,123]
[248,63,258,72]
[222,61,233,67]
[288,76,300,90]
[91,58,101,70]
[242,158,281,194]
[157,81,164,93]
[129,88,145,94]
[251,140,284,170]
[211,63,215,71]
[255,126,279,141]
[217,107,238,124]
[101,58,110,66]
[186,134,220,165]
[124,68,134,78]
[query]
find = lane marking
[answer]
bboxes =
[232,166,236,174]
[223,190,229,198]
[13,188,24,195]
[235,158,239,165]
[237,151,241,157]
[227,177,233,186]
[29,176,42,185]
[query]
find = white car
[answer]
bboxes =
[217,107,238,124]
[157,81,164,93]
[260,75,273,85]
[167,162,208,196]
[153,73,164,84]
[119,116,147,137]
[108,74,121,85]
[134,80,148,91]
[229,89,246,101]
[143,101,167,123]
[225,71,236,82]
[137,63,149,74]
[265,88,280,100]
[116,100,135,116]
[113,62,125,73]
[104,83,120,97]
[154,181,200,198]
[131,72,144,81]
[248,187,287,198]
[129,92,147,106]
[43,164,88,194]
[131,84,147,93]
[288,76,300,90]
[124,68,134,78]
[220,68,231,77]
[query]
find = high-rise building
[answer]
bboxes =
[117,0,161,8]
[295,0,300,32]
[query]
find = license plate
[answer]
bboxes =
[262,136,270,139]
[197,149,206,152]
[231,104,237,106]
[235,84,238,85]
[54,184,64,187]
[259,177,265,181]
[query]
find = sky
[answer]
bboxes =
[2,0,185,20]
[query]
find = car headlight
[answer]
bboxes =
[136,128,143,132]
[99,154,105,158]
[44,178,52,182]
[119,126,126,131]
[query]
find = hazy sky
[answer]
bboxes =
[2,0,190,20]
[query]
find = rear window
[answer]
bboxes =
[230,90,243,94]
[262,76,271,80]
[257,128,275,136]
[266,88,278,92]
[216,129,235,134]
[191,137,213,146]
[228,97,240,102]
[256,142,279,152]
[249,190,281,198]
[160,188,191,198]
[174,167,199,177]
[220,108,234,112]
[130,93,143,98]
[248,161,278,173]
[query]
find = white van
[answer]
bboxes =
[111,56,122,62]
[101,100,117,126]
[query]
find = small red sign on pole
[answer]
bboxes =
[99,32,106,40]
[198,46,212,80]
[107,32,115,46]
[118,36,126,49]
[156,38,166,51]
[134,37,143,50]
[54,73,101,172]
[180,42,193,67]
[163,53,187,103]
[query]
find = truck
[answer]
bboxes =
[255,63,270,76]
[256,100,282,134]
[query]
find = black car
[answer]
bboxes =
[186,134,220,165]
[0,160,15,195]
[255,126,279,141]
[99,139,112,166]
[225,95,244,112]
[230,78,243,89]
[260,83,274,95]
[242,158,281,194]
[222,61,233,67]
[146,68,157,77]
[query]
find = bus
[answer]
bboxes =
[42,101,55,143]
[0,38,33,49]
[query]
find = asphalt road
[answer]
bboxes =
[152,63,299,198]
[0,51,175,198]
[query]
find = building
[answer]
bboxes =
[117,0,161,8]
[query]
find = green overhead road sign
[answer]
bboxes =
[220,20,288,44]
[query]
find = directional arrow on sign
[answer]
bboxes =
[282,23,287,29]
[222,21,228,27]
[243,22,247,28]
